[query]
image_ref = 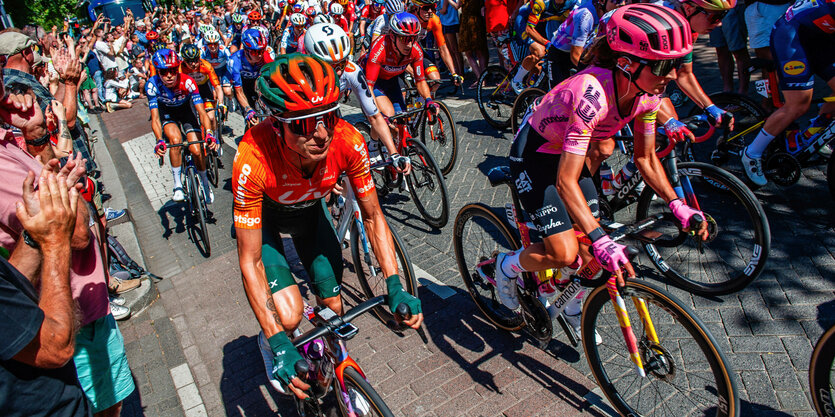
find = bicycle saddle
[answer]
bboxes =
[487,166,513,187]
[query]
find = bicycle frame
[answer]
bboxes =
[333,177,381,278]
[483,170,663,378]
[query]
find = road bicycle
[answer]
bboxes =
[810,322,835,417]
[291,295,417,417]
[510,87,546,134]
[205,100,225,188]
[452,166,740,416]
[401,75,459,175]
[685,59,835,190]
[598,121,771,296]
[328,171,419,325]
[159,138,213,256]
[355,111,450,229]
[476,58,552,130]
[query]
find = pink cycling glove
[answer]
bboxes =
[663,118,693,143]
[669,199,704,229]
[154,139,166,154]
[591,235,630,273]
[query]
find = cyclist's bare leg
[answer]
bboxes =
[271,285,305,333]
[186,131,207,171]
[374,94,398,141]
[586,138,616,173]
[760,89,814,139]
[316,294,344,316]
[165,123,184,167]
[517,228,579,272]
[428,68,441,95]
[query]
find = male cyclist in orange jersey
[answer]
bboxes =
[233,54,422,400]
[180,44,226,135]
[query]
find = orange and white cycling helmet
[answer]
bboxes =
[304,23,351,63]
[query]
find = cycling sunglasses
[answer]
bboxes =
[641,56,684,77]
[159,67,178,77]
[276,111,339,135]
[396,35,420,45]
[693,7,728,24]
[332,59,348,72]
[419,5,435,12]
[246,48,265,58]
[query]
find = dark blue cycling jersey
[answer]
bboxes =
[227,49,272,88]
[772,0,835,90]
[145,74,204,110]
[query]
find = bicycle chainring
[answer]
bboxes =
[640,341,676,381]
[519,288,553,344]
[764,151,802,186]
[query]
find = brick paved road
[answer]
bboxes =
[97,39,835,416]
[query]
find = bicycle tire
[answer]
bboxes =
[635,162,770,296]
[476,65,514,129]
[334,366,395,417]
[188,168,212,256]
[405,139,449,228]
[582,279,739,417]
[510,87,545,134]
[420,101,458,175]
[453,203,524,331]
[351,222,418,324]
[684,92,768,179]
[828,154,835,201]
[206,149,219,188]
[810,324,835,417]
[355,122,393,198]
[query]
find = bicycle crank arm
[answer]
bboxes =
[555,314,579,348]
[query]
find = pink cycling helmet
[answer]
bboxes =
[680,0,736,11]
[606,4,693,60]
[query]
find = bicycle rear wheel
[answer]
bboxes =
[582,279,739,417]
[421,101,458,175]
[405,139,449,228]
[476,65,514,129]
[810,324,835,417]
[351,222,418,324]
[335,366,394,417]
[636,162,770,296]
[453,203,524,331]
[510,88,545,134]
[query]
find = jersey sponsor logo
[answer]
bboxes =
[813,15,835,33]
[234,213,262,227]
[357,179,375,195]
[515,171,533,193]
[783,60,807,76]
[311,95,324,104]
[235,163,253,204]
[278,188,331,204]
[537,114,568,131]
[184,77,197,91]
[576,85,601,123]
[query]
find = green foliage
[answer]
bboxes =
[7,0,86,30]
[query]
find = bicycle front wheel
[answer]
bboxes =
[476,65,514,129]
[405,139,449,228]
[582,279,739,417]
[334,366,394,417]
[421,101,458,175]
[810,325,835,417]
[351,222,418,324]
[187,168,212,256]
[510,87,545,134]
[453,203,524,331]
[636,162,770,296]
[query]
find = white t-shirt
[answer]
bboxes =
[95,40,117,70]
[104,78,129,103]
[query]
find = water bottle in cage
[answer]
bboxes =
[600,162,615,196]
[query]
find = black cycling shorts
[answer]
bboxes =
[159,104,201,134]
[509,123,599,238]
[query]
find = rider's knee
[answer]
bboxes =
[781,99,812,119]
[545,237,580,268]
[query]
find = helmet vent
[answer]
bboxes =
[627,15,659,50]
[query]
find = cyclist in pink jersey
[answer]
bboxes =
[480,4,709,340]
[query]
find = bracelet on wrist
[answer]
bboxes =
[587,227,606,242]
[22,230,40,249]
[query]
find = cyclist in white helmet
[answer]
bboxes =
[330,2,351,34]
[370,0,405,43]
[304,23,411,173]
[281,13,308,54]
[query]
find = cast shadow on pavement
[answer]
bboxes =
[458,119,510,139]
[419,286,608,416]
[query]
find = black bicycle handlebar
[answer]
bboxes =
[292,296,386,348]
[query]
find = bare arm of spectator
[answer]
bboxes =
[49,101,73,158]
[52,48,81,130]
[11,172,79,369]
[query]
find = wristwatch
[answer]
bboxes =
[22,230,40,249]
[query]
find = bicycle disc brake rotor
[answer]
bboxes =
[764,151,802,186]
[640,340,676,381]
[519,289,553,343]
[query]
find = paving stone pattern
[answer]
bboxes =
[100,39,835,416]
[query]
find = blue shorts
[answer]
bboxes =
[216,68,232,86]
[707,4,748,52]
[771,18,835,90]
[74,314,135,413]
[373,76,406,114]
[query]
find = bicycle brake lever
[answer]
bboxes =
[393,303,429,344]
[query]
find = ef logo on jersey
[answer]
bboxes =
[783,60,807,76]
